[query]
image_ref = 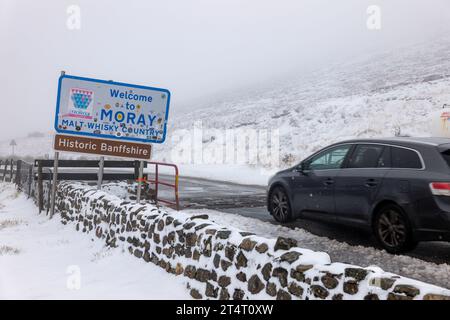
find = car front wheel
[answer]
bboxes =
[269,186,293,223]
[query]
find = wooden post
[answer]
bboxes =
[50,152,59,218]
[28,165,33,198]
[2,160,7,181]
[97,156,104,190]
[49,70,65,218]
[136,160,144,203]
[15,160,21,187]
[134,160,139,180]
[37,160,43,213]
[9,159,14,182]
[47,181,52,215]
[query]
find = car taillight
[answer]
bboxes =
[430,182,450,196]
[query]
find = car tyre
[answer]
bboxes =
[269,186,293,223]
[373,204,417,254]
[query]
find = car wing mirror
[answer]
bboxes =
[296,161,310,173]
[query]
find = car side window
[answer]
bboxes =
[308,145,351,170]
[377,146,391,168]
[391,147,422,169]
[348,144,384,168]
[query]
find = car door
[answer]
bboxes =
[334,144,391,225]
[293,144,352,220]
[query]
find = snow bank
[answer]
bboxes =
[0,182,191,299]
[54,182,450,300]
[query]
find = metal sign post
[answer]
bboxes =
[10,140,17,157]
[136,160,144,203]
[97,156,104,190]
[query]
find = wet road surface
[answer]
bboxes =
[168,174,450,265]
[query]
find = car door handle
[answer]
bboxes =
[365,179,378,187]
[323,178,334,186]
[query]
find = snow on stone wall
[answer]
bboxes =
[55,182,450,300]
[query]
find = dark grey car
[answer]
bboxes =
[267,137,450,253]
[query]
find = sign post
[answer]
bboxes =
[9,140,17,157]
[136,160,144,203]
[50,71,65,218]
[97,156,104,190]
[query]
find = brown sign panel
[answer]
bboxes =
[54,134,151,160]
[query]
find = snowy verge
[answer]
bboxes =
[54,182,450,300]
[0,182,191,299]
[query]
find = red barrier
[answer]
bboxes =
[145,161,180,210]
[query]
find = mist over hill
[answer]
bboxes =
[155,37,450,167]
[2,37,450,173]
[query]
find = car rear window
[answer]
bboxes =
[441,149,450,167]
[391,147,422,169]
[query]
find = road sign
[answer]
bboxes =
[54,74,171,144]
[54,134,152,160]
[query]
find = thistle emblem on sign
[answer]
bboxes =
[71,88,93,110]
[67,88,94,119]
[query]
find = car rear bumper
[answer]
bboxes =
[412,196,450,241]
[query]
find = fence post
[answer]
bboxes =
[37,160,43,213]
[97,156,104,190]
[136,160,144,204]
[28,165,33,198]
[15,160,22,187]
[133,160,139,180]
[2,160,7,181]
[50,152,59,218]
[9,159,14,182]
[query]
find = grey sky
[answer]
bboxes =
[1,0,449,140]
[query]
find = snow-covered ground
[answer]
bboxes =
[1,180,450,299]
[0,182,191,299]
[180,208,450,290]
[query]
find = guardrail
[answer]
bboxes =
[7,158,181,212]
[145,161,180,211]
[34,159,145,181]
[33,159,149,213]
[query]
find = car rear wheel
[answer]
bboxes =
[269,186,293,223]
[373,204,417,254]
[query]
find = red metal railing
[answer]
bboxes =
[145,161,179,210]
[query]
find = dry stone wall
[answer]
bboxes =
[55,182,450,300]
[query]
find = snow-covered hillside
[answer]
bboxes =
[2,38,450,184]
[157,37,450,167]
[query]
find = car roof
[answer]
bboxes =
[337,137,450,147]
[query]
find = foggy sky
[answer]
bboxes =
[1,0,450,141]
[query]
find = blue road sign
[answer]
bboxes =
[54,74,171,144]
